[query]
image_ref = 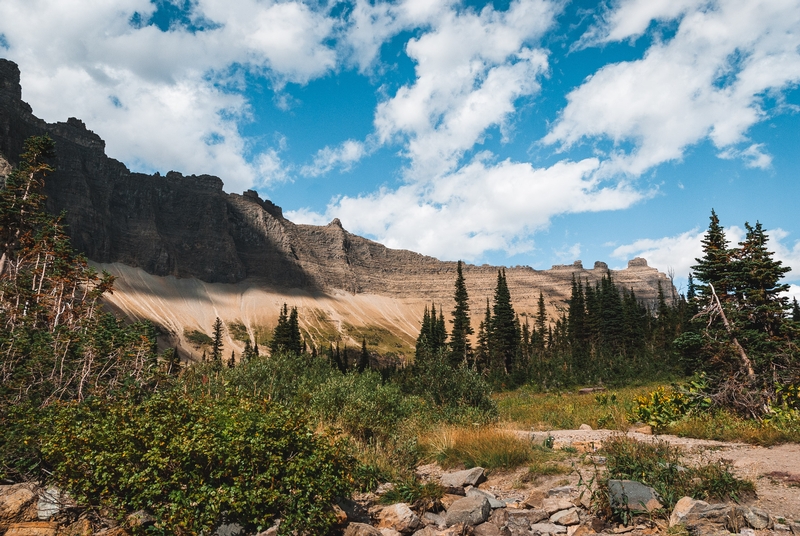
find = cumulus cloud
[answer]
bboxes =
[0,0,337,192]
[374,0,556,178]
[301,140,368,177]
[293,156,645,260]
[546,0,800,176]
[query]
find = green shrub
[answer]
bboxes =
[184,328,212,348]
[596,435,753,522]
[39,389,354,535]
[630,377,712,432]
[311,370,419,443]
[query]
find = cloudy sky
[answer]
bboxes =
[1,0,799,296]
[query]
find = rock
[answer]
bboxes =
[441,494,465,510]
[738,506,772,530]
[36,488,65,521]
[334,504,350,525]
[547,486,575,497]
[629,424,653,435]
[578,424,592,431]
[466,488,505,509]
[530,522,568,534]
[441,468,486,488]
[345,522,383,536]
[607,480,662,512]
[740,529,756,536]
[511,509,549,525]
[255,522,280,536]
[549,508,580,526]
[378,503,421,533]
[543,498,575,515]
[670,497,709,527]
[126,510,155,528]
[4,521,59,536]
[213,523,245,536]
[422,512,446,529]
[445,496,491,527]
[567,525,593,536]
[60,518,93,536]
[381,529,404,536]
[523,490,546,509]
[473,523,511,536]
[0,484,38,524]
[412,527,440,536]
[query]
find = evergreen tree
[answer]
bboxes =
[490,269,519,374]
[228,350,235,368]
[474,299,491,371]
[270,304,302,355]
[211,317,224,367]
[567,276,588,375]
[357,338,369,373]
[693,209,732,299]
[449,260,473,366]
[793,297,800,323]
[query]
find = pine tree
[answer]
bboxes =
[449,260,473,366]
[357,338,369,372]
[490,269,519,374]
[693,209,732,299]
[211,317,224,367]
[792,297,800,323]
[228,350,235,368]
[474,299,491,371]
[270,304,302,355]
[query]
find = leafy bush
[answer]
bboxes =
[39,389,354,535]
[630,377,712,432]
[311,370,420,443]
[596,436,753,522]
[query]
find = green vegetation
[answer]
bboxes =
[184,328,213,348]
[227,320,249,342]
[595,436,754,521]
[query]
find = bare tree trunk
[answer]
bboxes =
[709,283,756,380]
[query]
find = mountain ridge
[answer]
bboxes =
[0,58,674,360]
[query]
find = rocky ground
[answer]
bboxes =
[1,429,798,536]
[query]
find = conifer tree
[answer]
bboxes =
[490,269,519,374]
[449,260,473,366]
[270,304,302,355]
[228,350,235,368]
[793,297,800,323]
[474,299,491,370]
[211,317,224,367]
[693,209,732,299]
[357,338,369,372]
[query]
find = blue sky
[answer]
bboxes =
[1,0,799,297]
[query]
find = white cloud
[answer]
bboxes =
[301,140,367,177]
[0,0,338,192]
[546,0,800,176]
[374,0,556,178]
[295,155,644,260]
[612,224,800,284]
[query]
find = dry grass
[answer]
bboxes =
[666,411,800,446]
[420,425,568,473]
[495,384,659,430]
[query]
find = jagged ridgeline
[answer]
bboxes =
[0,58,674,363]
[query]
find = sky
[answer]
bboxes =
[1,0,799,299]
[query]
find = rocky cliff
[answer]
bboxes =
[1,59,674,359]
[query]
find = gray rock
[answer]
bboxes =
[378,503,421,533]
[37,487,63,521]
[547,486,575,497]
[473,522,512,536]
[607,480,663,512]
[345,522,383,536]
[739,506,772,530]
[214,522,245,536]
[422,512,446,529]
[542,498,574,515]
[445,495,491,527]
[126,510,155,528]
[509,508,549,526]
[549,508,580,526]
[380,528,404,536]
[530,522,568,534]
[670,497,709,527]
[467,488,506,509]
[441,467,486,488]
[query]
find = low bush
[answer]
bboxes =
[595,435,754,522]
[39,389,354,535]
[423,426,544,470]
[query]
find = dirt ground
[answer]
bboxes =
[504,429,800,523]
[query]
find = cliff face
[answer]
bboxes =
[1,58,674,358]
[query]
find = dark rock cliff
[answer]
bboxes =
[0,58,672,304]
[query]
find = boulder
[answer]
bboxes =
[441,468,486,488]
[213,523,245,536]
[466,488,505,509]
[422,512,446,529]
[542,498,574,515]
[345,523,383,536]
[670,497,709,527]
[378,503,421,533]
[36,488,63,521]
[473,522,511,536]
[0,484,38,524]
[523,490,546,509]
[607,480,662,512]
[4,521,59,536]
[338,497,372,524]
[530,522,567,534]
[547,486,575,497]
[445,496,491,527]
[549,508,580,526]
[738,506,772,530]
[380,529,404,536]
[441,494,465,510]
[126,510,155,529]
[578,424,592,431]
[412,527,440,536]
[60,518,93,536]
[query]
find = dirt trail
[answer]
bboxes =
[516,429,800,523]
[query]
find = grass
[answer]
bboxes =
[666,411,800,446]
[342,322,414,356]
[184,328,212,348]
[227,320,249,342]
[420,425,570,473]
[496,383,660,431]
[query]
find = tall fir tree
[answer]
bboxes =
[211,317,224,367]
[693,209,732,299]
[449,260,473,366]
[357,338,369,372]
[490,269,519,374]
